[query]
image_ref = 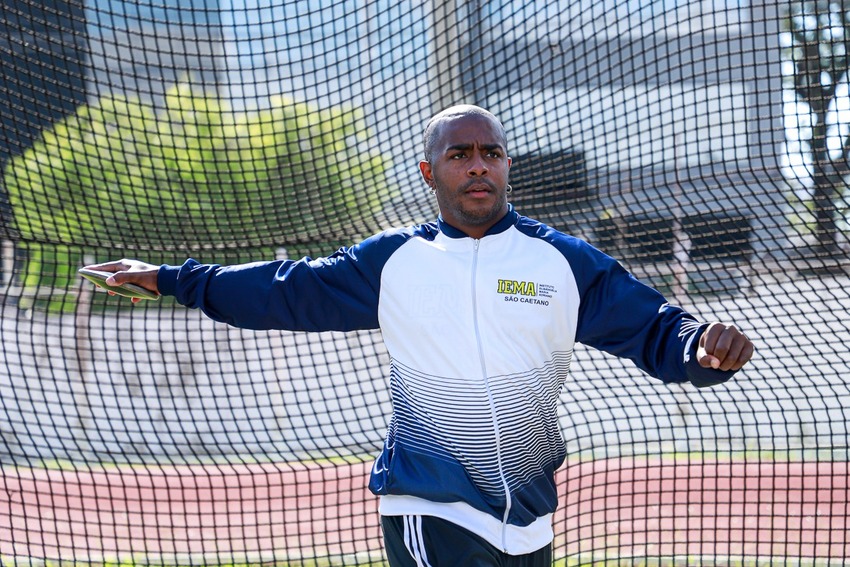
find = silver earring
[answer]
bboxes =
[506,184,513,194]
[430,186,436,196]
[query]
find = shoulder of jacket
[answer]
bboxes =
[512,215,594,253]
[361,222,438,247]
[349,222,439,264]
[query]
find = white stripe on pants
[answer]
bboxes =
[403,515,432,566]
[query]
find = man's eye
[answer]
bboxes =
[450,153,466,159]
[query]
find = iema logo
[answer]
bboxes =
[497,279,537,296]
[497,279,554,306]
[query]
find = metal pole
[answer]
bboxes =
[672,125,691,302]
[428,0,461,114]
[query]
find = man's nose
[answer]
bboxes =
[467,153,488,176]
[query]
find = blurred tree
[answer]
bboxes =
[1,83,393,309]
[3,83,393,250]
[783,0,850,252]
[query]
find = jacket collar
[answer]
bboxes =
[437,204,518,239]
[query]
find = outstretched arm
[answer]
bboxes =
[84,255,384,331]
[565,237,754,387]
[80,227,417,331]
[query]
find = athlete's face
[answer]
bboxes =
[419,114,512,239]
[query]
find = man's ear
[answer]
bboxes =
[419,160,434,186]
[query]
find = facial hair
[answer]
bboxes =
[436,178,509,228]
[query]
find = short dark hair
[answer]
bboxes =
[422,105,508,162]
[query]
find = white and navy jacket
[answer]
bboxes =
[158,206,735,555]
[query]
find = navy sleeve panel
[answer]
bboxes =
[156,225,432,332]
[515,217,734,386]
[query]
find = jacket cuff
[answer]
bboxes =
[156,264,181,297]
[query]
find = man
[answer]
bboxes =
[87,105,754,566]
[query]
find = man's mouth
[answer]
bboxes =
[464,182,494,195]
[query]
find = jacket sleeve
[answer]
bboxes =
[156,230,407,332]
[570,240,736,388]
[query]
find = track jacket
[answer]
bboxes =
[157,206,736,555]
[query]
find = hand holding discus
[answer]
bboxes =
[79,259,161,304]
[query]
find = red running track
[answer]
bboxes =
[1,458,847,562]
[555,458,848,560]
[0,460,382,563]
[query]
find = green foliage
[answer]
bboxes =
[3,84,394,249]
[2,85,393,309]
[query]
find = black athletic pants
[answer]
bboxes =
[381,515,552,566]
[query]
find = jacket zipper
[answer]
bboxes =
[470,238,512,551]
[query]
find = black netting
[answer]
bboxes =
[1,0,848,564]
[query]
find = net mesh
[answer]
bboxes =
[1,0,848,564]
